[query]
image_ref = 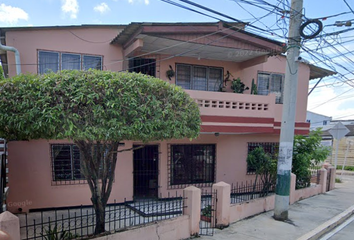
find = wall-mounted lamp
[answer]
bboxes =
[214,132,220,137]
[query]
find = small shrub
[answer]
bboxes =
[201,205,212,217]
[335,178,343,183]
[42,225,79,240]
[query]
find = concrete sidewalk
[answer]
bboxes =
[202,175,354,240]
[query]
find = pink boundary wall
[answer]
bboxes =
[5,171,332,240]
[93,216,190,240]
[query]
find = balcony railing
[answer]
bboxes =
[185,90,276,118]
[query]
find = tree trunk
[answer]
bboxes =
[75,140,120,236]
[92,196,106,235]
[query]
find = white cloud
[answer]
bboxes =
[308,86,354,120]
[0,4,29,24]
[61,0,79,19]
[94,2,110,14]
[128,0,149,5]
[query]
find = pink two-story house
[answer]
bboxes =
[0,21,334,213]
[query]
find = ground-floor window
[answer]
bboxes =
[51,144,111,184]
[169,144,216,187]
[247,142,279,174]
[51,144,83,182]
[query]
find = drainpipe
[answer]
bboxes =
[0,43,21,75]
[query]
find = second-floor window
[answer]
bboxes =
[176,64,223,92]
[257,72,284,104]
[38,50,102,74]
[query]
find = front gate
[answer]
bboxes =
[199,189,217,236]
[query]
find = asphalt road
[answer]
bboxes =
[320,215,354,240]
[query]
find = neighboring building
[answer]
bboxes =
[0,22,334,213]
[306,111,332,130]
[321,120,354,167]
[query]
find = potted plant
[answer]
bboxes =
[250,78,258,95]
[231,78,249,94]
[201,205,212,222]
[166,65,175,80]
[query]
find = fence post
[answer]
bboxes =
[328,167,336,191]
[0,211,20,240]
[212,181,230,229]
[183,186,201,236]
[318,168,327,193]
[289,173,296,205]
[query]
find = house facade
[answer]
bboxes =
[306,111,333,130]
[0,22,332,213]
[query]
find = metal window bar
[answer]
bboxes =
[199,188,217,236]
[247,142,279,174]
[19,193,186,240]
[230,180,276,204]
[168,144,216,189]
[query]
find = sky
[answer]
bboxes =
[1,0,354,120]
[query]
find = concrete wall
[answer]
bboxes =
[230,195,275,223]
[290,185,322,204]
[5,27,124,77]
[94,216,190,240]
[8,134,279,212]
[7,139,134,212]
[241,56,310,123]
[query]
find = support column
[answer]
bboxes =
[289,173,296,205]
[212,181,231,229]
[0,211,20,240]
[328,167,336,191]
[318,168,328,193]
[183,186,201,236]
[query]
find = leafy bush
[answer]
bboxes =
[247,147,277,197]
[292,129,331,189]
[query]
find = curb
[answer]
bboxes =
[297,205,354,240]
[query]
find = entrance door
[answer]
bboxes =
[133,145,159,198]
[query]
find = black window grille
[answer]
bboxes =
[169,144,216,187]
[51,144,112,185]
[129,57,156,77]
[52,144,83,182]
[247,142,279,174]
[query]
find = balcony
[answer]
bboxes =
[186,90,277,134]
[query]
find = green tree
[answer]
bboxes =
[247,147,277,197]
[0,65,4,80]
[292,129,330,189]
[0,70,201,234]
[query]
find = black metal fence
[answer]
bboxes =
[309,166,321,184]
[199,189,217,236]
[19,194,185,240]
[230,181,276,204]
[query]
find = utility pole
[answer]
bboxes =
[274,0,303,221]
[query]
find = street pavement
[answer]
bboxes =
[201,175,354,240]
[320,215,354,240]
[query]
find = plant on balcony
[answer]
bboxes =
[166,65,175,80]
[231,78,249,94]
[250,78,258,95]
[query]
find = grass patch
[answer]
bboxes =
[336,165,354,171]
[335,178,343,183]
